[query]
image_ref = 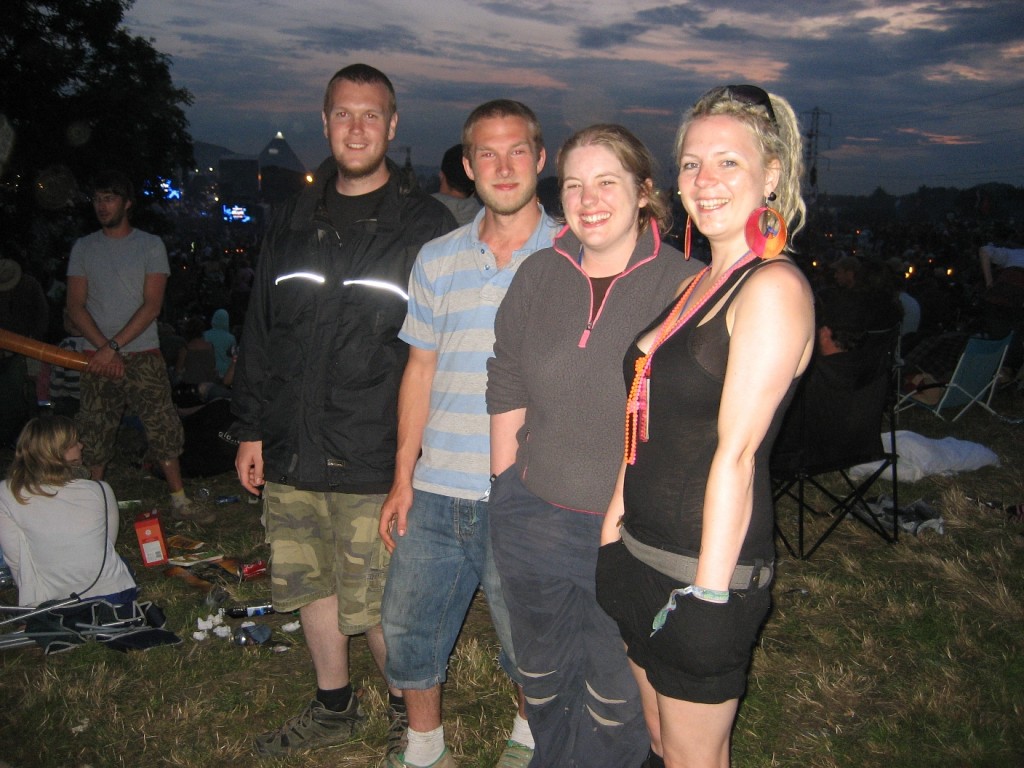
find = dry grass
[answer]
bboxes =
[2,391,1024,767]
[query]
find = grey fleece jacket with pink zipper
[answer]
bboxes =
[486,222,701,514]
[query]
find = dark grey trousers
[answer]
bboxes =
[489,468,649,768]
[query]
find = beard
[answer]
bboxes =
[476,184,536,217]
[100,210,127,230]
[335,146,388,182]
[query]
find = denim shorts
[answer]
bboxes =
[381,488,518,689]
[263,483,388,635]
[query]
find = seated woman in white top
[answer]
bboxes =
[0,416,137,607]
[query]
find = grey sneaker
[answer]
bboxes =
[496,741,533,768]
[386,747,458,767]
[386,701,409,757]
[169,499,216,526]
[253,696,367,756]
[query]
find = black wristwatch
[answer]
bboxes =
[107,339,121,352]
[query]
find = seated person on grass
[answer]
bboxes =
[0,415,137,607]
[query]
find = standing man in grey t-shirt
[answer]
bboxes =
[66,170,206,523]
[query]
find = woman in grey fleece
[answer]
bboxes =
[486,124,701,768]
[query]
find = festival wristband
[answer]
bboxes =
[650,584,730,637]
[690,585,730,603]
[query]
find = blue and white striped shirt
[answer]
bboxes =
[401,205,559,499]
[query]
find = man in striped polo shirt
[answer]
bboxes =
[378,100,559,768]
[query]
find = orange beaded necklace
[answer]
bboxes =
[624,250,758,464]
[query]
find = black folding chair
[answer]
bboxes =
[772,329,900,559]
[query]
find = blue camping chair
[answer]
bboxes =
[896,334,1012,421]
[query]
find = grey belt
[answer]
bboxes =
[620,526,773,591]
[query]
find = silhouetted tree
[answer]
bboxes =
[0,0,194,250]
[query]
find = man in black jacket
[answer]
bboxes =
[232,63,456,757]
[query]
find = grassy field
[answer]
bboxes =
[2,392,1023,768]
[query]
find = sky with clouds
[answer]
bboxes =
[125,0,1024,196]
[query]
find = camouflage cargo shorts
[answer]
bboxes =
[77,352,184,466]
[262,482,389,634]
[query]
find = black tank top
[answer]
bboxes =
[621,259,798,563]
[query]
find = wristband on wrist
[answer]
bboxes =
[689,584,730,603]
[650,583,730,637]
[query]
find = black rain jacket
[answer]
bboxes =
[231,156,456,492]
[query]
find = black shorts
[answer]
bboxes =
[595,539,771,704]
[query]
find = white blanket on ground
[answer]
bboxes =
[849,430,1000,482]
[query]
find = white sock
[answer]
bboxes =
[404,725,445,766]
[509,713,534,749]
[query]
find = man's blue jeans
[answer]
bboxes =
[382,488,518,688]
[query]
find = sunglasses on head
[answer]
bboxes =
[717,84,778,127]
